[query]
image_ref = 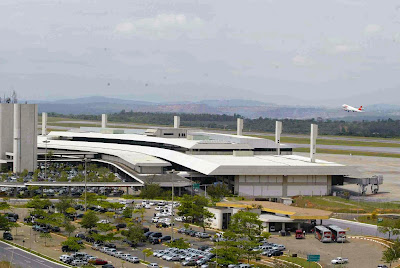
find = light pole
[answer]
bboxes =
[43,139,50,180]
[83,157,90,212]
[167,169,176,241]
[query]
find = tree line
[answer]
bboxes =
[48,111,400,138]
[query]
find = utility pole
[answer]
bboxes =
[83,157,90,211]
[43,138,50,180]
[168,169,176,240]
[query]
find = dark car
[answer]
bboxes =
[142,227,150,233]
[5,213,18,220]
[76,214,84,218]
[156,222,168,228]
[102,264,115,268]
[149,236,160,244]
[105,243,116,248]
[268,250,283,257]
[75,233,86,239]
[115,223,126,229]
[149,232,162,240]
[51,226,60,232]
[62,245,78,252]
[159,235,171,243]
[3,232,13,240]
[144,231,154,238]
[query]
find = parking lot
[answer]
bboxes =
[268,234,397,268]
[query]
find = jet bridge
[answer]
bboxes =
[344,175,383,195]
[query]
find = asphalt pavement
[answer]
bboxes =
[0,240,68,268]
[323,218,400,239]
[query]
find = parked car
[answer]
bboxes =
[102,264,115,268]
[331,257,348,265]
[89,258,108,265]
[127,256,140,263]
[148,263,159,268]
[3,232,13,240]
[62,245,78,252]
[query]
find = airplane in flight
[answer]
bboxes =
[342,104,364,112]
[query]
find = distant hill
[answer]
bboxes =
[33,96,400,120]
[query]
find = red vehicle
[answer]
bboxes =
[295,229,304,239]
[89,259,108,265]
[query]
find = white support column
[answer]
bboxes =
[101,114,107,128]
[41,112,47,136]
[237,118,243,136]
[174,116,180,128]
[275,121,282,155]
[13,104,21,174]
[310,124,318,163]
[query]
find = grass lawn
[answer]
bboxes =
[357,215,398,226]
[252,135,400,148]
[278,256,320,268]
[293,196,400,213]
[293,147,400,158]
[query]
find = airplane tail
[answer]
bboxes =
[358,106,363,111]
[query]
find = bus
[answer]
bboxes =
[327,225,346,242]
[314,225,332,243]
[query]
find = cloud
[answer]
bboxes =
[115,14,204,38]
[292,55,314,66]
[333,44,358,53]
[364,24,382,35]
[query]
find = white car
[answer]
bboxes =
[127,256,140,263]
[59,255,72,262]
[155,206,163,211]
[149,201,156,206]
[152,217,160,223]
[331,257,348,264]
[148,263,159,268]
[114,251,124,258]
[120,253,132,260]
[142,200,149,205]
[71,259,88,266]
[175,216,186,222]
[144,204,151,209]
[97,219,110,224]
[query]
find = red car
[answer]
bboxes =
[89,259,108,265]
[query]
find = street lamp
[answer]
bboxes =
[42,139,50,180]
[167,169,176,240]
[83,157,91,211]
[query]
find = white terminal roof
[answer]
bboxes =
[40,132,355,176]
[51,131,252,150]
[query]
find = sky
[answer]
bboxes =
[0,0,400,104]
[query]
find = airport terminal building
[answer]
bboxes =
[36,116,355,198]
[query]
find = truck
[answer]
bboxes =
[331,257,348,264]
[295,229,304,239]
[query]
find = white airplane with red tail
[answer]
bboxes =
[342,104,364,112]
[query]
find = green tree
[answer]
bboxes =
[121,223,145,247]
[378,220,400,240]
[142,248,153,262]
[79,211,98,232]
[0,201,10,213]
[123,207,133,219]
[140,183,163,199]
[64,221,77,237]
[382,239,400,268]
[26,196,52,209]
[0,215,12,231]
[55,197,76,214]
[61,237,85,251]
[40,232,52,247]
[58,171,68,182]
[178,194,214,232]
[166,238,190,249]
[133,208,145,223]
[207,183,231,202]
